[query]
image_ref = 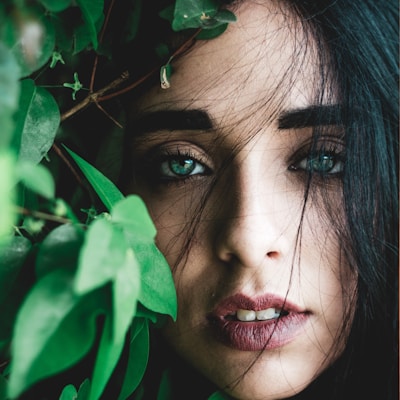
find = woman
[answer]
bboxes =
[121,0,398,399]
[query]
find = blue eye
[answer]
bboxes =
[290,152,344,175]
[159,155,208,178]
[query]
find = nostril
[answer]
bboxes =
[266,251,280,259]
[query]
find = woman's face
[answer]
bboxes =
[125,2,356,399]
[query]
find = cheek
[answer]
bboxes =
[301,205,356,344]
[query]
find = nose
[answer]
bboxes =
[213,168,291,269]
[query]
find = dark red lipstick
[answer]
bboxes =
[207,294,309,351]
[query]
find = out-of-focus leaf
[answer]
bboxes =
[0,235,34,351]
[0,373,7,400]
[125,0,142,42]
[0,151,16,239]
[16,80,60,164]
[35,223,84,279]
[39,0,72,13]
[0,45,19,237]
[75,216,141,343]
[112,246,141,344]
[75,0,104,49]
[111,196,156,242]
[208,391,233,400]
[118,318,149,400]
[8,270,107,399]
[4,11,55,77]
[16,161,55,199]
[0,236,32,305]
[64,146,124,211]
[0,43,20,149]
[74,218,125,294]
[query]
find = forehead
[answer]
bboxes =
[136,2,322,124]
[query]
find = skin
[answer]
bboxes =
[125,2,356,399]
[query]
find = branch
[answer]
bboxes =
[60,71,130,122]
[15,206,72,225]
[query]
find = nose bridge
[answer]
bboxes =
[213,153,292,268]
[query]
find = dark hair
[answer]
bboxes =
[285,1,398,399]
[120,1,398,399]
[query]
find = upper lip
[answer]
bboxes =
[209,293,307,318]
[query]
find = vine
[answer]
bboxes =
[0,0,235,399]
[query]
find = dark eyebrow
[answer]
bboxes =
[278,105,342,129]
[131,109,213,135]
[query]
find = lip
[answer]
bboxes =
[207,293,309,351]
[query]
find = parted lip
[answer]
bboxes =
[206,293,310,351]
[209,293,306,319]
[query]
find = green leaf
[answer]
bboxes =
[196,23,228,39]
[118,319,149,400]
[74,218,126,294]
[111,196,156,242]
[16,80,60,164]
[75,217,141,343]
[156,369,173,400]
[8,270,107,399]
[35,223,84,279]
[125,0,142,42]
[0,236,34,349]
[59,384,77,400]
[172,0,219,30]
[112,246,141,344]
[16,161,55,199]
[60,379,90,400]
[4,11,56,77]
[208,391,233,400]
[0,43,20,149]
[88,316,124,400]
[75,0,104,49]
[64,146,124,211]
[76,379,90,400]
[134,302,159,324]
[134,242,177,320]
[11,79,35,155]
[171,0,234,32]
[40,0,72,13]
[0,236,32,306]
[0,373,8,400]
[0,151,16,239]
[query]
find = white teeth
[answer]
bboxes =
[236,308,281,322]
[236,309,256,321]
[256,308,280,320]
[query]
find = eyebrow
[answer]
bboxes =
[278,105,342,129]
[131,105,342,136]
[131,109,213,135]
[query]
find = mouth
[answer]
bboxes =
[207,294,309,351]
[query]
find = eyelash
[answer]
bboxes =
[144,149,212,183]
[134,138,344,186]
[288,140,345,177]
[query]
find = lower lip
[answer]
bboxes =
[208,313,309,351]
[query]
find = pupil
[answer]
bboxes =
[170,158,195,175]
[310,155,334,172]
